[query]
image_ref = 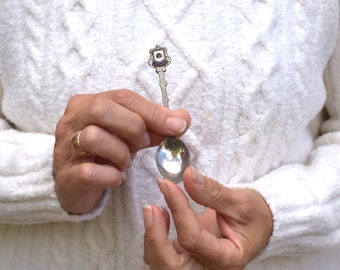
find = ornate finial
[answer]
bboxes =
[148,45,171,69]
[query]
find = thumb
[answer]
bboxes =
[183,167,243,215]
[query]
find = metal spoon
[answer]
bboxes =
[148,45,190,183]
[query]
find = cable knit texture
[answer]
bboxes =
[0,0,340,269]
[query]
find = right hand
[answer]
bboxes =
[53,89,190,214]
[143,168,273,270]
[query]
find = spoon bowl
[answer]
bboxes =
[155,136,190,183]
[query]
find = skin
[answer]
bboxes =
[143,167,273,270]
[53,89,191,214]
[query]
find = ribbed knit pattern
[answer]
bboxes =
[0,0,340,269]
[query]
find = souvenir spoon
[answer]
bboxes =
[148,45,190,183]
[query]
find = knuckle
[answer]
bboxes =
[77,163,97,186]
[145,232,158,248]
[56,94,92,136]
[112,89,135,105]
[81,125,100,150]
[207,180,225,205]
[87,97,110,120]
[112,89,161,124]
[177,232,199,251]
[67,94,87,111]
[131,115,147,137]
[54,118,66,139]
[144,104,162,124]
[110,90,148,137]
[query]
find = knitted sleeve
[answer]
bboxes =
[0,86,109,224]
[251,18,340,259]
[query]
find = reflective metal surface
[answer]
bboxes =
[155,137,190,183]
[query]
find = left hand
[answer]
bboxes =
[54,89,190,214]
[143,167,273,270]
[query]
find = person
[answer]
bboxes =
[0,1,339,269]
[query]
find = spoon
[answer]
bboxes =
[148,45,190,183]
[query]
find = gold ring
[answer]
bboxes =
[71,130,90,155]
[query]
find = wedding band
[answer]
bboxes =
[71,130,89,155]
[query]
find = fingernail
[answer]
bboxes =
[165,117,187,133]
[157,178,168,195]
[140,132,150,148]
[191,167,204,185]
[143,205,153,227]
[120,171,127,181]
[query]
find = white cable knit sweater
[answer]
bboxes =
[1,0,340,269]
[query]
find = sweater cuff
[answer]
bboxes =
[0,129,109,224]
[246,144,340,260]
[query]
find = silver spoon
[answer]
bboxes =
[148,45,190,183]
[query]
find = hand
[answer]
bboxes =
[53,89,190,214]
[143,167,273,270]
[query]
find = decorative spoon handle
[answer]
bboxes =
[148,45,171,108]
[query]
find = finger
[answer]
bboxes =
[77,96,151,149]
[80,125,131,170]
[161,206,171,234]
[70,162,126,189]
[146,108,191,147]
[157,179,223,258]
[185,168,274,264]
[157,178,201,236]
[143,205,180,268]
[56,162,126,214]
[183,167,250,219]
[100,89,191,136]
[64,90,190,150]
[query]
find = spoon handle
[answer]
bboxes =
[148,45,172,108]
[157,67,169,108]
